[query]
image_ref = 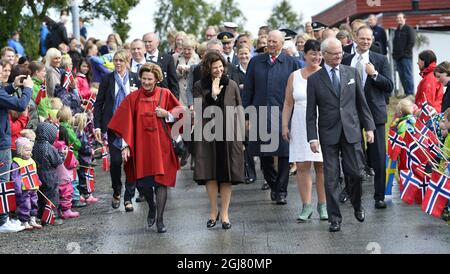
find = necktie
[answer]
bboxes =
[331,68,340,98]
[227,56,231,63]
[136,63,142,72]
[271,55,277,63]
[148,55,155,63]
[356,54,364,83]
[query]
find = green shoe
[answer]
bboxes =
[297,204,313,223]
[317,203,328,221]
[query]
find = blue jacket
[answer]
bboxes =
[0,85,32,150]
[7,39,25,57]
[243,52,299,156]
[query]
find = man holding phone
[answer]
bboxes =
[0,72,34,233]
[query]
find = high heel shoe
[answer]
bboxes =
[297,204,313,223]
[206,213,220,229]
[156,219,166,233]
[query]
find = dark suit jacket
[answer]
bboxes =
[145,52,179,98]
[306,65,375,145]
[342,51,393,124]
[93,71,140,134]
[442,83,450,113]
[343,43,382,55]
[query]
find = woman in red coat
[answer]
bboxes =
[108,63,184,233]
[415,50,444,112]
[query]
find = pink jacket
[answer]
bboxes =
[76,73,92,101]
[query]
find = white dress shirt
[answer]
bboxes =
[146,50,159,63]
[131,58,146,73]
[350,50,370,87]
[223,50,235,63]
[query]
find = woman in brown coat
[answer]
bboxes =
[193,51,245,230]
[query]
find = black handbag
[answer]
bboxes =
[158,90,186,157]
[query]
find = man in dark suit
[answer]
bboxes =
[243,30,299,205]
[343,19,382,55]
[342,26,393,209]
[142,32,179,98]
[93,50,141,211]
[218,32,240,67]
[368,14,388,55]
[306,37,375,232]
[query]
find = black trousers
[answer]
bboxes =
[244,145,256,181]
[260,156,289,197]
[322,134,365,223]
[367,124,386,201]
[109,142,136,202]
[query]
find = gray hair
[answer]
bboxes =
[207,38,223,49]
[268,30,285,43]
[321,37,341,54]
[142,32,159,42]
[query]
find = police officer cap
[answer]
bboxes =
[312,21,328,31]
[223,22,238,29]
[217,32,235,43]
[279,28,298,40]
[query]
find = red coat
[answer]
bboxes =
[9,112,29,151]
[76,73,92,101]
[415,62,444,112]
[108,87,182,187]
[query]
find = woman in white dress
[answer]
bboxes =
[282,40,327,222]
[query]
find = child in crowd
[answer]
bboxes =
[32,122,64,225]
[11,137,42,230]
[76,58,93,101]
[9,109,29,154]
[20,129,36,143]
[55,55,83,114]
[392,98,417,136]
[49,97,63,120]
[54,141,80,219]
[73,113,98,204]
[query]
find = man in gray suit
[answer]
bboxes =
[306,38,375,232]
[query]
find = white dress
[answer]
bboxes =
[289,69,323,163]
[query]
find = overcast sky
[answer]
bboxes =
[81,0,340,41]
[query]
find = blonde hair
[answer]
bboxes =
[107,33,123,47]
[20,129,36,142]
[50,97,63,111]
[73,113,88,134]
[57,106,73,123]
[61,54,73,68]
[113,50,130,67]
[182,39,197,49]
[397,98,414,116]
[44,48,62,66]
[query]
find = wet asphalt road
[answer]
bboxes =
[1,161,450,254]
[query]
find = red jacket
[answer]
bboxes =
[415,62,444,112]
[76,73,92,101]
[9,112,29,151]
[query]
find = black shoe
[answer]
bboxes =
[329,222,341,232]
[354,209,365,222]
[72,200,87,208]
[206,213,220,228]
[270,191,277,201]
[366,167,375,177]
[375,200,387,209]
[339,190,349,204]
[124,201,134,212]
[245,178,256,184]
[156,219,166,233]
[222,222,232,230]
[135,195,146,203]
[276,196,287,205]
[147,210,156,228]
[111,195,120,209]
[261,182,270,190]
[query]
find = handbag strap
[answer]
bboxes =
[157,89,174,142]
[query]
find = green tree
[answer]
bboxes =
[266,0,302,31]
[206,0,247,31]
[154,0,212,42]
[81,0,140,41]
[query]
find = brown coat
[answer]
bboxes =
[192,76,245,183]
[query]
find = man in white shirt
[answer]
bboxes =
[218,32,239,67]
[130,39,146,73]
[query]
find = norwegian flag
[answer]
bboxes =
[64,145,77,169]
[62,66,75,91]
[20,164,41,190]
[102,146,110,171]
[0,182,16,214]
[399,170,423,205]
[418,102,437,124]
[41,200,55,225]
[72,169,77,181]
[35,80,46,105]
[422,171,450,218]
[85,167,95,193]
[84,93,97,112]
[388,128,405,160]
[404,131,429,170]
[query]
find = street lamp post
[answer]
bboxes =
[70,0,80,41]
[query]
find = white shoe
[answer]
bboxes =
[21,221,33,230]
[29,217,43,229]
[0,220,25,233]
[8,218,23,229]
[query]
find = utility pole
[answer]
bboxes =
[70,0,80,41]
